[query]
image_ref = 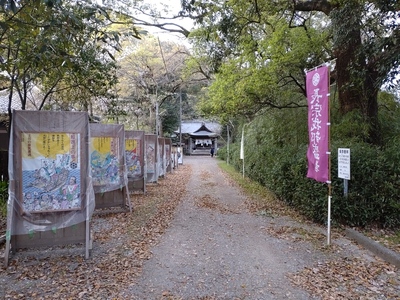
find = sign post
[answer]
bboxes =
[338,148,351,197]
[240,127,244,178]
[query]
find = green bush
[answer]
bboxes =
[224,103,400,229]
[0,180,8,217]
[330,141,400,228]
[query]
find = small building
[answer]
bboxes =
[175,120,221,155]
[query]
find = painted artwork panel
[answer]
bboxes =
[21,132,81,213]
[165,144,171,167]
[146,142,156,173]
[90,136,121,186]
[158,139,164,177]
[125,139,142,178]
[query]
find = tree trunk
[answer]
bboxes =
[331,3,381,145]
[294,1,382,144]
[364,67,381,145]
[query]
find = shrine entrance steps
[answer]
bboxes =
[191,149,212,156]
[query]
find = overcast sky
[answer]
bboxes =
[141,0,194,43]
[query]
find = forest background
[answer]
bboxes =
[1,0,400,233]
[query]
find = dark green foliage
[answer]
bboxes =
[0,180,8,217]
[219,96,400,229]
[161,97,180,137]
[330,141,400,228]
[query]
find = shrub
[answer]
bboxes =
[0,180,8,217]
[224,106,400,229]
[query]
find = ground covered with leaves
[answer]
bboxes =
[0,159,399,299]
[219,163,400,300]
[0,165,188,299]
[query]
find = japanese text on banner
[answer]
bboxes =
[306,66,329,183]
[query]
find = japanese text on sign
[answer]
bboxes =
[338,148,350,180]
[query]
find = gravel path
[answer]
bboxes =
[125,156,332,299]
[1,155,398,299]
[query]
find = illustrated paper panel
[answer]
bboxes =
[146,142,156,173]
[21,132,81,213]
[125,138,142,178]
[90,136,121,187]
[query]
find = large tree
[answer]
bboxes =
[181,0,400,145]
[0,0,140,118]
[115,35,192,134]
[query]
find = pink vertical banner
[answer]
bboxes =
[306,66,329,183]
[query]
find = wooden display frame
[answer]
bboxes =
[165,138,172,173]
[4,111,93,266]
[145,134,158,183]
[158,137,165,178]
[90,123,131,212]
[125,130,145,194]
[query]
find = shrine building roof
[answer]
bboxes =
[175,120,221,137]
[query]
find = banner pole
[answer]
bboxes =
[240,126,245,178]
[305,58,337,74]
[306,62,334,246]
[327,194,331,245]
[327,65,332,246]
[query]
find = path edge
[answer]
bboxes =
[345,228,400,268]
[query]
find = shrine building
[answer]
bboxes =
[174,120,221,155]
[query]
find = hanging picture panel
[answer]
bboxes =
[165,138,172,173]
[171,146,179,169]
[5,110,94,266]
[177,146,183,164]
[89,123,131,211]
[158,137,165,178]
[125,130,145,194]
[145,134,158,183]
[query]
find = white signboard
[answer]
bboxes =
[240,129,244,160]
[177,147,183,164]
[338,148,350,180]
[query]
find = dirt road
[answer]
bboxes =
[1,155,398,299]
[124,156,343,299]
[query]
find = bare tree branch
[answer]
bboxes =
[292,0,335,15]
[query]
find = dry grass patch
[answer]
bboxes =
[217,162,305,221]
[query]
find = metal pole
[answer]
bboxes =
[179,92,182,165]
[179,92,182,147]
[227,124,230,165]
[327,194,332,245]
[327,64,332,246]
[240,126,245,178]
[243,155,245,178]
[155,99,159,137]
[344,179,348,197]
